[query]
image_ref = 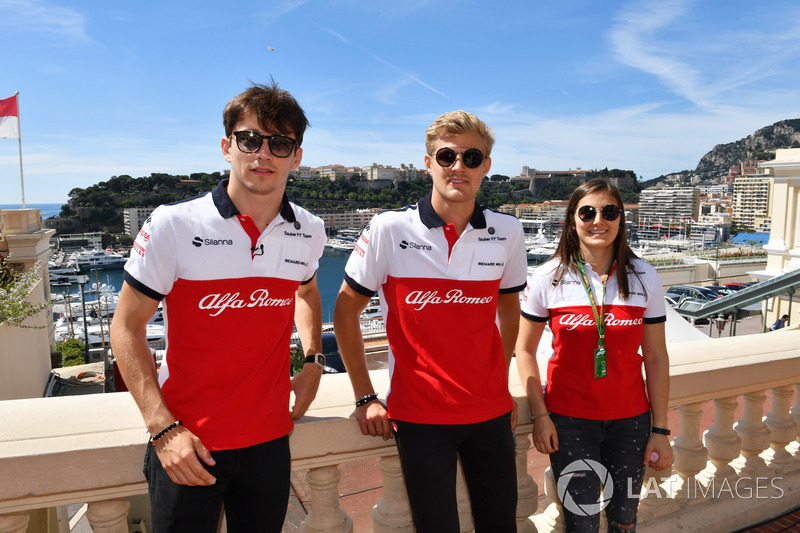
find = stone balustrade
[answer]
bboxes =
[1,329,799,532]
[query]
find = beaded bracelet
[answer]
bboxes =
[149,420,182,444]
[355,393,378,407]
[530,412,550,423]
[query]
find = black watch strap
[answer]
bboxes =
[304,353,325,368]
[651,426,670,436]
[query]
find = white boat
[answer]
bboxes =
[72,247,128,270]
[360,296,382,320]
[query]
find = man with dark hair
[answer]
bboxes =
[334,110,527,532]
[111,81,326,532]
[771,314,790,331]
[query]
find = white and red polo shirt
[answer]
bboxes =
[344,193,528,425]
[124,179,325,450]
[520,257,667,420]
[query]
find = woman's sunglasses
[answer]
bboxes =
[576,204,621,223]
[434,147,485,169]
[232,130,297,157]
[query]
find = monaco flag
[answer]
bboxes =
[0,95,20,139]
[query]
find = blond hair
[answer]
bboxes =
[425,110,494,156]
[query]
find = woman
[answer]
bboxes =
[516,179,672,532]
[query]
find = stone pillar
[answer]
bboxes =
[299,465,353,533]
[0,512,29,533]
[372,455,414,533]
[699,396,741,496]
[761,385,799,473]
[732,391,773,480]
[668,402,708,502]
[514,433,538,533]
[85,499,131,532]
[789,384,800,459]
[0,208,56,400]
[638,465,679,520]
[536,467,566,533]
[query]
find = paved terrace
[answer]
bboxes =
[1,320,799,532]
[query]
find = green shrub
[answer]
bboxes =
[58,338,86,367]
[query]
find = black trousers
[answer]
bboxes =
[393,412,517,533]
[144,435,291,533]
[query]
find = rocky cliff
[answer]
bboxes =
[695,118,800,176]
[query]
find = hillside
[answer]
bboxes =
[695,118,800,176]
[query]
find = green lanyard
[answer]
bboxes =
[576,254,616,379]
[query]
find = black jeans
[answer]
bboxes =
[393,412,517,533]
[549,411,651,533]
[144,435,291,533]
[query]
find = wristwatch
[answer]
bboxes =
[304,353,326,369]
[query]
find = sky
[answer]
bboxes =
[2,0,800,204]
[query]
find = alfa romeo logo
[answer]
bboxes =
[556,459,614,516]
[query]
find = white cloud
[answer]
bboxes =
[0,0,89,42]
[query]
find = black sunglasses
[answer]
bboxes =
[434,147,485,169]
[576,204,621,223]
[232,130,297,157]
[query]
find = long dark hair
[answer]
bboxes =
[552,179,640,298]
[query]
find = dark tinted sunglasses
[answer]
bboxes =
[576,204,621,223]
[232,130,297,157]
[434,147,485,169]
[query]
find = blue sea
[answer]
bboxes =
[0,202,65,219]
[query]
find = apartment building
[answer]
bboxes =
[123,207,156,238]
[638,187,700,224]
[732,174,772,231]
[315,209,382,233]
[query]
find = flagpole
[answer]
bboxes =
[15,91,25,208]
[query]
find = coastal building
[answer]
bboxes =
[122,207,156,239]
[638,187,701,225]
[290,166,321,180]
[755,147,800,322]
[315,209,382,233]
[56,231,106,251]
[733,173,773,231]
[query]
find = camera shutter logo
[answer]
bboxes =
[557,459,614,516]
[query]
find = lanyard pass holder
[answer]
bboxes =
[594,335,607,379]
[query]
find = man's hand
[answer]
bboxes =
[355,399,392,440]
[290,363,323,420]
[154,426,217,486]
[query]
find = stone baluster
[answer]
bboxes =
[762,385,799,474]
[0,512,29,533]
[637,464,680,521]
[535,467,566,533]
[514,433,538,533]
[790,384,800,459]
[699,396,741,497]
[732,391,773,480]
[668,402,708,502]
[85,499,131,533]
[372,456,414,533]
[455,461,475,532]
[299,466,353,533]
